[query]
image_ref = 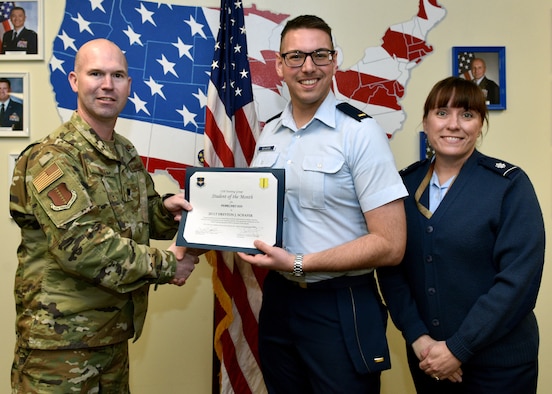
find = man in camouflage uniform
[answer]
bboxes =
[9,38,198,393]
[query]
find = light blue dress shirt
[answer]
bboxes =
[251,92,407,282]
[429,170,455,213]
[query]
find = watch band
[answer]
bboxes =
[292,253,305,277]
[161,193,175,201]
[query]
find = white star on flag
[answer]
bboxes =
[135,3,156,26]
[123,26,143,46]
[177,105,198,127]
[128,92,150,115]
[71,13,93,35]
[57,30,78,52]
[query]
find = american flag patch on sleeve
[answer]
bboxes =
[33,163,64,193]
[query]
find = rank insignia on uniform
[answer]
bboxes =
[196,177,205,187]
[478,156,519,177]
[47,183,77,211]
[33,163,64,193]
[336,102,372,122]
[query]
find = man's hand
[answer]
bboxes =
[168,243,199,286]
[163,193,192,221]
[237,240,294,272]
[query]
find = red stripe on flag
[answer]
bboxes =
[205,1,266,392]
[220,330,251,394]
[234,106,257,166]
[232,260,263,365]
[204,105,236,167]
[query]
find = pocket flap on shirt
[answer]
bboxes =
[302,156,344,174]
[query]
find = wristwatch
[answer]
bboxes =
[161,193,175,202]
[291,253,305,277]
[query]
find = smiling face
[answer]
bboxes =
[0,81,11,102]
[424,104,482,164]
[68,39,131,139]
[423,77,488,167]
[10,9,26,30]
[276,27,337,119]
[471,58,486,80]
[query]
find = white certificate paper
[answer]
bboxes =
[176,167,285,254]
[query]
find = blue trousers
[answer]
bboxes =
[258,271,388,394]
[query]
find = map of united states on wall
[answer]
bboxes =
[50,0,446,188]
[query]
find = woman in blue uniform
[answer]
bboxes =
[378,76,545,393]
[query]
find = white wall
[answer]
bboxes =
[0,1,550,393]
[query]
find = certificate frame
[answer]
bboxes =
[176,167,285,254]
[452,46,506,110]
[0,0,44,60]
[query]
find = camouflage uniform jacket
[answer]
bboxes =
[9,111,180,350]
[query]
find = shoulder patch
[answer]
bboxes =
[399,159,428,176]
[264,112,282,124]
[336,102,372,122]
[47,182,77,210]
[33,163,64,193]
[478,156,519,177]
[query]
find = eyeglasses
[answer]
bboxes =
[280,49,336,68]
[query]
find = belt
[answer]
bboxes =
[272,271,374,290]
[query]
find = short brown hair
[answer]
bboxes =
[423,76,488,127]
[280,15,333,50]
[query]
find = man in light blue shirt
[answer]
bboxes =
[238,14,407,393]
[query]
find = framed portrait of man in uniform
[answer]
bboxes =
[0,72,29,137]
[452,46,506,110]
[0,0,44,60]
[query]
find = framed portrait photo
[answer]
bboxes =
[452,46,506,110]
[0,72,30,137]
[0,0,44,60]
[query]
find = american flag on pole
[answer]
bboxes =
[204,0,267,393]
[204,0,259,167]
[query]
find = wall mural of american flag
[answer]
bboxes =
[49,1,446,393]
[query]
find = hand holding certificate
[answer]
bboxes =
[176,168,285,254]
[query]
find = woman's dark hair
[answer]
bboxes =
[423,76,489,127]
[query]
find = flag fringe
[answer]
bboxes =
[207,250,234,362]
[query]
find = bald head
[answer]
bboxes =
[68,38,131,140]
[74,39,128,73]
[471,58,487,80]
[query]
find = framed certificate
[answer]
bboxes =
[176,167,285,254]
